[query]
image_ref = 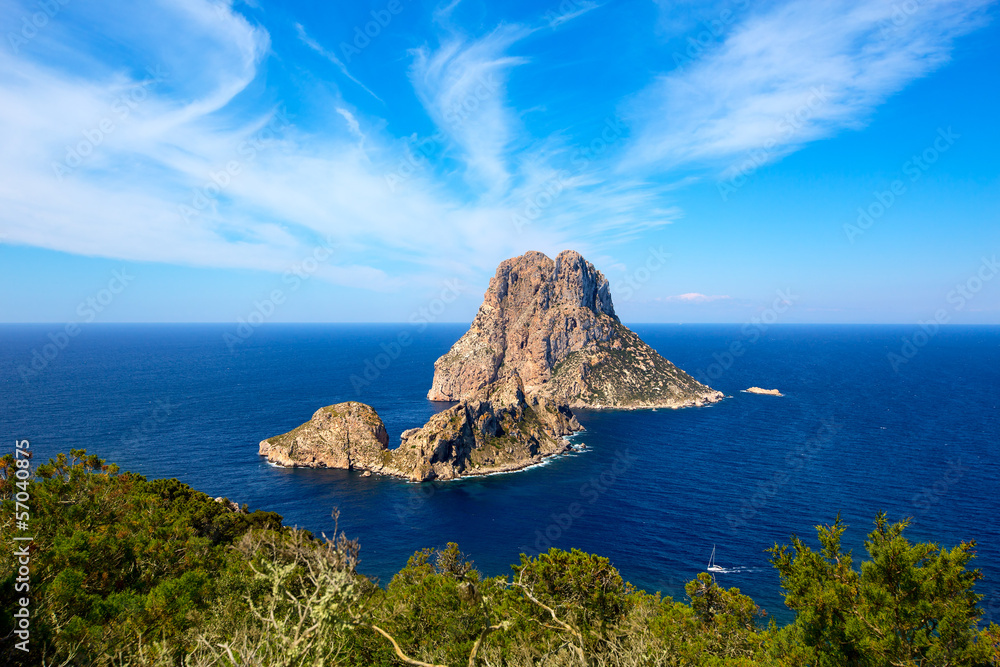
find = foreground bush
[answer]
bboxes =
[1,450,282,665]
[2,452,998,666]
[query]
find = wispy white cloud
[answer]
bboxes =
[335,107,365,147]
[0,0,993,308]
[409,24,531,192]
[0,1,571,291]
[624,0,993,172]
[546,1,601,28]
[294,22,383,101]
[0,1,274,262]
[651,0,735,36]
[433,0,466,25]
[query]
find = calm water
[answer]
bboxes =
[2,323,998,624]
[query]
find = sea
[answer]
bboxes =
[2,323,998,625]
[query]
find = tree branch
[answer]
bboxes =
[368,624,448,667]
[513,573,587,665]
[467,622,505,667]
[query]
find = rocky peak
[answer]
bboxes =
[428,250,722,409]
[552,250,616,317]
[489,250,616,321]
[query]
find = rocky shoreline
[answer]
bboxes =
[262,448,575,480]
[263,433,588,481]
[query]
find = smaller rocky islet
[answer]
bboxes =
[745,387,783,396]
[260,375,579,481]
[259,250,723,481]
[259,402,391,470]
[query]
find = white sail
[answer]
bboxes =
[707,544,724,572]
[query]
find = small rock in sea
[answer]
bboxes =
[746,387,783,397]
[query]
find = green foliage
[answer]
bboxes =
[0,450,283,666]
[501,547,634,661]
[684,572,766,661]
[3,452,998,667]
[769,512,993,667]
[187,522,378,667]
[513,548,633,631]
[374,543,496,665]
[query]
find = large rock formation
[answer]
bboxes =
[260,250,722,482]
[259,402,391,470]
[428,250,722,409]
[259,376,581,481]
[392,375,581,481]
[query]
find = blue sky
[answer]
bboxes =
[0,0,998,323]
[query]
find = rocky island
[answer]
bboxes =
[259,402,391,470]
[260,250,722,481]
[260,376,579,481]
[746,387,783,396]
[428,250,722,409]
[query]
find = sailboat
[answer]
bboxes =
[707,545,725,573]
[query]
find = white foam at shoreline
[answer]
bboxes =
[265,437,589,481]
[400,440,589,483]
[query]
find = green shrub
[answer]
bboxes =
[3,453,997,667]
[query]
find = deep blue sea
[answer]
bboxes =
[2,323,999,625]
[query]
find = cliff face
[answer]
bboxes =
[392,375,581,481]
[258,402,391,470]
[258,376,581,482]
[428,250,722,409]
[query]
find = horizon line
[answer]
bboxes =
[1,322,999,327]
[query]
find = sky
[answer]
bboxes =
[0,0,998,324]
